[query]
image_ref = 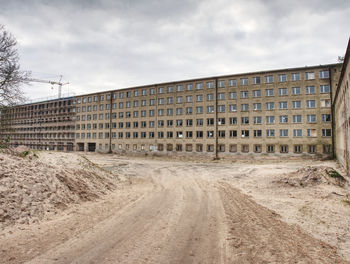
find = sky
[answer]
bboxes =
[0,0,349,101]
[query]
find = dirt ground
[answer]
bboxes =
[1,152,350,263]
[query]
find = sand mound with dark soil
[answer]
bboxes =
[0,152,119,227]
[275,166,348,188]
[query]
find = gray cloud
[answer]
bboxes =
[0,0,349,100]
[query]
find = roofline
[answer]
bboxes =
[334,37,350,104]
[73,62,342,98]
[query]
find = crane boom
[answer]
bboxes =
[26,76,69,99]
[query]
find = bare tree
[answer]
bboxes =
[0,24,30,108]
[338,56,345,63]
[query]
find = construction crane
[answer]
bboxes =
[26,75,69,99]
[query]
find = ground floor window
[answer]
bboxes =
[218,144,225,152]
[280,145,288,153]
[254,144,262,153]
[229,144,237,153]
[241,144,249,153]
[167,144,173,151]
[196,144,203,152]
[186,144,192,152]
[207,144,214,152]
[323,144,331,154]
[176,144,182,151]
[308,145,316,153]
[158,144,164,151]
[267,145,275,153]
[294,145,302,153]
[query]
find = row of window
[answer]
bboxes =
[74,85,331,111]
[75,114,331,130]
[87,143,331,155]
[75,71,330,104]
[75,128,331,140]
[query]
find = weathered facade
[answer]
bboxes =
[1,63,341,158]
[334,38,350,175]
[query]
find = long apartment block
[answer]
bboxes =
[0,63,343,156]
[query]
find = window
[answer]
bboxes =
[218,93,225,100]
[322,129,332,137]
[186,95,193,102]
[207,106,214,113]
[176,108,183,115]
[320,85,330,93]
[207,144,214,152]
[254,130,262,137]
[278,74,287,82]
[292,87,301,95]
[229,130,237,138]
[279,115,288,123]
[322,114,331,122]
[158,98,164,105]
[240,78,248,85]
[241,104,249,111]
[241,130,249,137]
[167,86,174,93]
[293,115,302,123]
[176,119,183,127]
[207,131,214,138]
[167,120,173,127]
[254,145,262,153]
[291,73,300,81]
[150,99,156,106]
[207,93,214,101]
[196,131,203,138]
[177,131,183,138]
[207,81,214,89]
[292,101,301,109]
[241,144,249,153]
[321,99,331,107]
[280,145,288,153]
[167,97,173,104]
[196,82,203,90]
[186,84,193,91]
[186,107,193,114]
[176,96,183,103]
[253,90,261,97]
[158,109,164,116]
[293,129,302,137]
[218,130,225,138]
[266,116,275,124]
[306,86,315,94]
[267,145,275,153]
[280,129,288,137]
[294,145,302,153]
[241,117,249,124]
[308,145,316,153]
[176,144,183,151]
[142,89,147,96]
[229,104,237,112]
[319,70,329,79]
[229,79,237,87]
[167,108,173,116]
[306,100,316,108]
[218,118,225,125]
[266,129,275,137]
[186,131,193,138]
[167,132,173,138]
[278,88,287,96]
[229,117,237,125]
[265,89,274,96]
[207,118,214,126]
[134,90,139,96]
[323,145,331,154]
[186,144,193,152]
[254,116,262,124]
[196,94,203,102]
[279,101,288,109]
[218,80,225,87]
[265,75,274,83]
[305,72,315,80]
[253,103,261,110]
[241,91,249,98]
[252,77,261,84]
[307,114,316,123]
[196,119,203,126]
[229,144,237,152]
[307,129,317,137]
[196,106,203,114]
[176,85,183,92]
[150,88,156,95]
[266,102,275,110]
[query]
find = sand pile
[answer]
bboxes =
[276,166,348,187]
[0,151,119,227]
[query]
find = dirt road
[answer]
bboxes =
[1,156,347,263]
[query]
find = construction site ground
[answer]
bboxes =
[1,151,350,263]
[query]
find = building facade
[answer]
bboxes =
[0,63,343,157]
[334,38,350,175]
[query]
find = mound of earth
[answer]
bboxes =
[0,151,119,227]
[275,166,348,188]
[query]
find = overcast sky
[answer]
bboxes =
[1,0,349,100]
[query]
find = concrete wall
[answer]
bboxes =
[334,38,350,175]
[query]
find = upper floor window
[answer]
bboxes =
[291,73,300,81]
[228,79,237,87]
[306,86,315,94]
[158,87,164,94]
[150,88,156,95]
[320,85,330,93]
[196,82,203,90]
[252,77,261,84]
[218,80,225,88]
[319,70,329,79]
[305,72,315,80]
[240,78,248,86]
[278,88,287,96]
[167,86,174,93]
[186,84,193,91]
[278,74,287,82]
[265,89,274,97]
[207,81,214,89]
[241,91,249,98]
[142,89,147,96]
[291,87,301,95]
[176,85,183,92]
[253,90,261,97]
[265,75,274,83]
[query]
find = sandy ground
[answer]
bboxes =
[1,152,350,263]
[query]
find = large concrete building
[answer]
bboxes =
[334,38,350,175]
[1,63,343,158]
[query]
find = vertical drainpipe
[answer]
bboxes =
[215,78,219,160]
[329,66,336,159]
[108,91,113,153]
